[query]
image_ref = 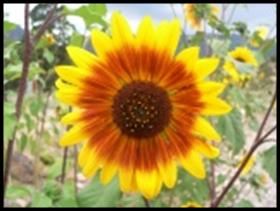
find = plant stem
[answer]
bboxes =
[209,161,216,206]
[212,90,276,207]
[143,197,151,207]
[4,4,30,195]
[60,147,69,185]
[4,4,60,196]
[33,91,52,189]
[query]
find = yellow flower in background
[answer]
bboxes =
[45,32,56,45]
[184,4,220,31]
[223,47,258,84]
[250,26,269,48]
[181,201,202,207]
[55,12,231,199]
[237,156,256,176]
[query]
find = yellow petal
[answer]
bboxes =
[191,139,220,159]
[111,12,134,48]
[158,161,177,188]
[66,46,98,72]
[176,46,200,71]
[192,117,221,141]
[91,29,113,58]
[59,123,89,147]
[55,65,88,87]
[196,82,226,97]
[136,169,162,199]
[136,16,155,48]
[60,111,82,125]
[194,58,219,81]
[119,168,136,192]
[201,97,232,116]
[78,142,91,167]
[155,19,181,56]
[180,150,205,179]
[55,91,79,106]
[82,149,100,178]
[181,201,202,207]
[238,156,256,176]
[100,162,118,185]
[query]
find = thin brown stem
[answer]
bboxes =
[32,4,58,44]
[4,4,30,195]
[259,125,276,142]
[209,161,216,206]
[60,147,69,185]
[253,91,276,144]
[212,90,276,207]
[143,197,151,207]
[4,3,61,196]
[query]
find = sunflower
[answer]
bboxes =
[184,4,220,31]
[250,26,269,48]
[55,12,231,199]
[223,47,258,84]
[44,32,56,45]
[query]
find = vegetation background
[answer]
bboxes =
[3,3,276,207]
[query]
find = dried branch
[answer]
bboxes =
[212,90,276,207]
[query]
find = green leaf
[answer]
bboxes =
[260,38,276,58]
[70,32,84,47]
[190,32,204,46]
[217,174,227,185]
[64,4,107,28]
[31,192,52,207]
[120,194,145,207]
[4,63,22,81]
[261,146,276,182]
[77,176,121,207]
[4,20,17,33]
[216,108,245,154]
[28,62,44,80]
[24,112,35,132]
[236,199,254,207]
[43,48,55,63]
[232,60,255,74]
[177,168,209,204]
[19,134,28,152]
[56,197,79,207]
[209,38,231,57]
[4,102,17,143]
[30,99,43,116]
[6,185,32,199]
[232,21,249,37]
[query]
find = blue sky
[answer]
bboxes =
[4,4,276,37]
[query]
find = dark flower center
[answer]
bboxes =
[112,81,171,138]
[235,57,246,63]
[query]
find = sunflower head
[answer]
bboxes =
[250,26,269,48]
[223,47,258,84]
[55,12,231,199]
[184,4,220,31]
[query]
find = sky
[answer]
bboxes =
[4,4,276,37]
